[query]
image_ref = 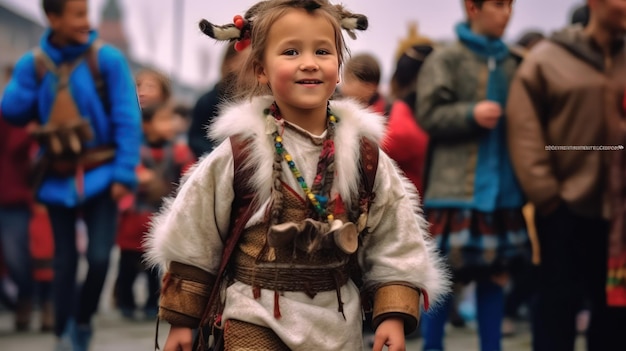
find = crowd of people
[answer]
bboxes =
[0,0,625,351]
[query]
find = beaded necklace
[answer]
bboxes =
[269,103,337,223]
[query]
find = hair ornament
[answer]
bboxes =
[199,0,368,48]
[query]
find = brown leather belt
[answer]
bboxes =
[233,257,350,296]
[48,146,116,177]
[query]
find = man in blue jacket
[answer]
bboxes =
[0,0,141,350]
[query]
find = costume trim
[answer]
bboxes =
[372,283,421,334]
[159,262,216,328]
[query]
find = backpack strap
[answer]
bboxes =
[32,40,110,114]
[359,137,378,206]
[33,47,55,82]
[85,39,110,115]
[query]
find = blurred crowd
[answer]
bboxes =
[0,1,625,351]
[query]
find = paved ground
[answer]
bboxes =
[0,310,541,351]
[0,249,585,350]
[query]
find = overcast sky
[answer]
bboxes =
[1,0,584,90]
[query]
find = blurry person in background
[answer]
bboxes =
[1,64,54,334]
[0,0,141,349]
[188,42,249,158]
[114,67,179,321]
[0,65,36,331]
[416,1,530,350]
[340,53,387,116]
[506,0,626,349]
[382,23,433,196]
[115,103,194,322]
[135,68,172,109]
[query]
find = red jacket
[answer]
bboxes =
[0,114,36,207]
[382,100,429,195]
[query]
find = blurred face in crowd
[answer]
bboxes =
[47,0,91,45]
[340,73,377,106]
[589,0,626,34]
[144,105,178,143]
[137,74,166,108]
[466,0,514,38]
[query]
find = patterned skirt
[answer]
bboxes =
[427,208,531,282]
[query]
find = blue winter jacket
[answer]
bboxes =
[0,30,141,207]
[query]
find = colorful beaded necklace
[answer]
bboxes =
[268,102,337,223]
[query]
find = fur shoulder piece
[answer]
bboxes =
[209,96,385,144]
[209,96,387,206]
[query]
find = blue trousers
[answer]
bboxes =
[0,206,34,301]
[47,191,118,337]
[421,280,504,351]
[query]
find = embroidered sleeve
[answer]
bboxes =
[372,282,421,333]
[159,261,216,328]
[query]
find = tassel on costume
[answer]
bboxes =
[274,291,281,319]
[253,285,261,300]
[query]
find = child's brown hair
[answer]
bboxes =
[199,0,368,100]
[135,68,172,103]
[344,53,381,85]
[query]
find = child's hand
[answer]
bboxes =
[372,317,406,351]
[163,325,193,351]
[473,100,502,129]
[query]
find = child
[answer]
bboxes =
[340,53,387,115]
[0,0,141,350]
[115,103,194,321]
[136,68,172,109]
[145,1,448,351]
[113,68,173,320]
[416,1,528,351]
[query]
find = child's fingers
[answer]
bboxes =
[371,335,386,351]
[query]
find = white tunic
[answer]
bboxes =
[145,96,449,351]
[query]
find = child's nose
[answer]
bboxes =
[299,60,319,71]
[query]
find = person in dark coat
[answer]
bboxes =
[188,42,250,158]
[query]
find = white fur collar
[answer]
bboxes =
[210,96,386,208]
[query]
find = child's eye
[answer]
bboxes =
[316,49,331,55]
[283,49,298,56]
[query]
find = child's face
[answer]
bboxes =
[137,75,165,108]
[467,0,513,38]
[257,9,339,114]
[47,0,91,45]
[340,73,377,106]
[144,106,177,143]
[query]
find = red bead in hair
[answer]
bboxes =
[233,15,245,29]
[234,38,251,52]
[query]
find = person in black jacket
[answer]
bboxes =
[188,42,250,158]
